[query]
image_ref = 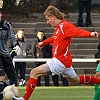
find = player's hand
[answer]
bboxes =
[91,32,98,38]
[10,49,17,58]
[38,42,44,49]
[13,45,21,55]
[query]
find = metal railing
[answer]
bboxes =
[13,58,100,63]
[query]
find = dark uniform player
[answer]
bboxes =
[0,9,21,100]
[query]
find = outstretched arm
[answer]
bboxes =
[63,22,98,38]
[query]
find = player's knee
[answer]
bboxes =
[30,68,38,77]
[68,76,79,84]
[73,77,80,84]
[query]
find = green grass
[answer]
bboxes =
[4,86,95,100]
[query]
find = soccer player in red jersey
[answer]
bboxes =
[12,6,100,100]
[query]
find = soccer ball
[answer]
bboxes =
[3,85,19,100]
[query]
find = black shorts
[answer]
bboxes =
[0,55,17,80]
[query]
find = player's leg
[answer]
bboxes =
[94,63,100,92]
[94,72,100,93]
[77,1,84,27]
[93,88,100,100]
[36,63,42,86]
[3,57,18,86]
[15,62,20,86]
[85,1,91,27]
[15,62,20,78]
[0,57,18,100]
[0,57,6,100]
[37,76,41,86]
[46,58,100,85]
[60,74,69,86]
[12,63,51,100]
[52,75,59,86]
[0,76,5,100]
[19,62,26,86]
[93,63,100,100]
[66,74,100,85]
[44,76,50,86]
[62,65,100,85]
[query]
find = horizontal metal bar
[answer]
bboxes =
[13,58,100,63]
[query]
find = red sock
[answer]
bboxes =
[80,75,100,84]
[23,78,37,100]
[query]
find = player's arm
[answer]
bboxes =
[7,23,21,55]
[38,36,54,48]
[63,22,98,38]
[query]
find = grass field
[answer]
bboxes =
[3,86,95,100]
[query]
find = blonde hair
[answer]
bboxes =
[15,29,26,42]
[44,6,65,20]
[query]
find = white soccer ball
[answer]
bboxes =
[3,85,19,100]
[3,91,15,100]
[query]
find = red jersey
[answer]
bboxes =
[43,20,91,68]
